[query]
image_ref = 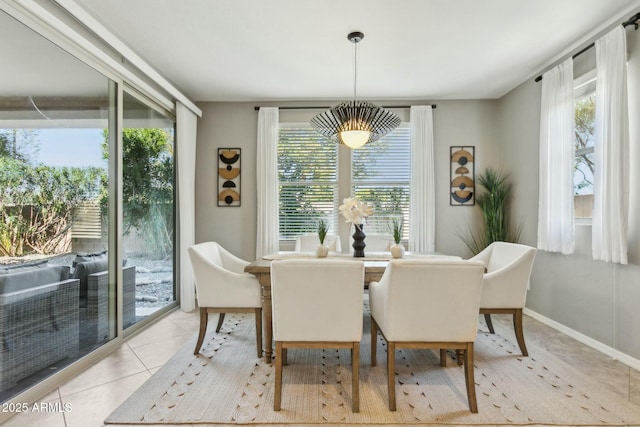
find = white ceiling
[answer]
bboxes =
[40,0,640,101]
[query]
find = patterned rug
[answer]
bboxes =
[105,308,640,425]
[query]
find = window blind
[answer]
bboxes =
[352,126,411,240]
[278,127,338,239]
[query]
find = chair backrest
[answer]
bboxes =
[271,259,364,342]
[372,259,484,342]
[484,242,535,273]
[350,234,392,252]
[475,242,537,308]
[294,234,341,252]
[188,242,260,308]
[188,242,220,297]
[189,241,223,268]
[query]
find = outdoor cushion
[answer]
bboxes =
[72,250,107,268]
[73,259,108,304]
[0,265,70,294]
[0,259,49,275]
[73,258,127,307]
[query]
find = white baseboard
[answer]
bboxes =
[523,307,640,372]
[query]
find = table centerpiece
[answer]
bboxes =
[339,197,373,257]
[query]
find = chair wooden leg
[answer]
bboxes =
[387,341,396,411]
[439,349,447,367]
[463,342,478,413]
[455,349,464,366]
[194,307,208,355]
[255,308,263,358]
[484,313,495,334]
[282,348,288,365]
[274,342,283,411]
[215,312,226,333]
[513,308,528,356]
[352,342,360,412]
[371,316,378,366]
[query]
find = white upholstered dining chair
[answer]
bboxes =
[369,259,485,412]
[469,241,537,356]
[294,234,342,252]
[353,234,392,252]
[270,259,364,412]
[187,242,262,357]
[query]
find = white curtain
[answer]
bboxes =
[409,105,435,253]
[537,58,575,255]
[256,107,280,259]
[593,26,629,264]
[176,102,198,311]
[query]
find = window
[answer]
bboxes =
[278,125,339,239]
[277,124,410,242]
[573,70,596,218]
[352,127,411,240]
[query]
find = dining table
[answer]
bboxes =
[244,252,459,363]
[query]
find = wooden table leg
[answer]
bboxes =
[257,273,273,363]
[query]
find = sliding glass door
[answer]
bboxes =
[0,8,178,406]
[122,92,176,327]
[0,9,116,401]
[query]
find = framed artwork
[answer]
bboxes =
[450,146,475,206]
[218,148,241,207]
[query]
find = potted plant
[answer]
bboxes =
[389,218,405,258]
[461,168,522,255]
[316,219,329,258]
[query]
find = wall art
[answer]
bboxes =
[218,148,241,207]
[450,146,475,206]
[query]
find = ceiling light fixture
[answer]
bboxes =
[310,31,401,149]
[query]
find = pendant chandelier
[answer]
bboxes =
[311,31,401,149]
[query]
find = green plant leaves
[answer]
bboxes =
[460,168,522,255]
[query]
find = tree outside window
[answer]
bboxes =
[573,72,596,218]
[0,129,103,257]
[278,127,338,239]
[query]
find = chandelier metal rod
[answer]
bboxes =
[353,38,359,101]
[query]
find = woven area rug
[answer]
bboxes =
[106,307,640,426]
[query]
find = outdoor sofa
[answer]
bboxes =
[0,263,79,391]
[73,252,136,343]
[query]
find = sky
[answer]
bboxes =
[35,128,106,168]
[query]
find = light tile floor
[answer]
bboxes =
[2,309,639,427]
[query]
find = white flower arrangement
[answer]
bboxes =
[338,197,373,229]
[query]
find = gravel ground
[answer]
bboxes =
[130,257,174,308]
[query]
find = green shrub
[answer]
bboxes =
[0,155,103,256]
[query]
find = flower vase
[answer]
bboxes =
[390,243,405,259]
[352,224,366,257]
[316,243,329,258]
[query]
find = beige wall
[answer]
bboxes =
[194,103,258,259]
[432,100,501,256]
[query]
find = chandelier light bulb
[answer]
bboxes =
[339,130,371,148]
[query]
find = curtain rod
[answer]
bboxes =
[534,12,640,82]
[253,104,436,111]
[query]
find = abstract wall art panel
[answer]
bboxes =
[450,146,475,206]
[218,148,241,207]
